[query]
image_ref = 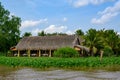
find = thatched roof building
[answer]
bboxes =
[13,35,88,57]
[16,35,81,50]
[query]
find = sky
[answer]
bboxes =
[1,0,120,36]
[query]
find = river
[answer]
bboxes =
[0,66,120,80]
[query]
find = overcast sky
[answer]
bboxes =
[1,0,120,35]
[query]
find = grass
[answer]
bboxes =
[0,57,120,71]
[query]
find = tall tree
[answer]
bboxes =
[0,2,21,52]
[94,29,105,56]
[103,29,120,55]
[84,29,103,56]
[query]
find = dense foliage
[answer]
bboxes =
[83,29,120,57]
[75,29,84,36]
[0,57,120,71]
[0,2,21,52]
[38,30,67,36]
[53,47,79,58]
[22,32,32,37]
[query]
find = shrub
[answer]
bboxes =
[53,47,79,58]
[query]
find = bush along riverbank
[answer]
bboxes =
[0,57,120,71]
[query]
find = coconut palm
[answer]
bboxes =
[104,30,120,56]
[84,28,103,56]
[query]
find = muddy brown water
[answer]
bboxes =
[0,66,120,80]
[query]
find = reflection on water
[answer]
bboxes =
[0,66,120,80]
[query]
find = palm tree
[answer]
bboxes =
[75,29,84,36]
[94,29,105,56]
[84,29,103,56]
[104,30,120,56]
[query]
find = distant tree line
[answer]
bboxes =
[22,30,67,38]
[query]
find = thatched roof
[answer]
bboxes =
[16,35,82,50]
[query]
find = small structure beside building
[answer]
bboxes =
[11,35,89,57]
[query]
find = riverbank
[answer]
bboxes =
[0,57,120,71]
[1,67,120,80]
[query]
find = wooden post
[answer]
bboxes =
[100,50,103,61]
[27,50,30,57]
[38,50,41,57]
[18,50,20,57]
[49,50,51,57]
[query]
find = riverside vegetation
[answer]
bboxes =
[1,47,120,71]
[0,57,120,71]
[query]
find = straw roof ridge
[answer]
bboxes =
[16,35,81,50]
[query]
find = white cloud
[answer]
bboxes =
[21,18,47,29]
[66,30,74,35]
[73,0,89,8]
[32,28,42,36]
[117,32,120,35]
[10,13,15,16]
[63,17,68,22]
[31,25,74,36]
[91,1,120,24]
[44,25,67,33]
[91,12,118,24]
[31,24,76,36]
[90,0,113,5]
[69,0,114,8]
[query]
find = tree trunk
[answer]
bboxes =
[89,46,93,56]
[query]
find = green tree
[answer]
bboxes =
[103,30,120,56]
[47,32,67,36]
[75,29,84,36]
[0,2,21,52]
[38,31,46,36]
[94,29,105,56]
[84,29,103,56]
[22,32,32,37]
[46,32,58,36]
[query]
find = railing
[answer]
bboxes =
[31,53,37,57]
